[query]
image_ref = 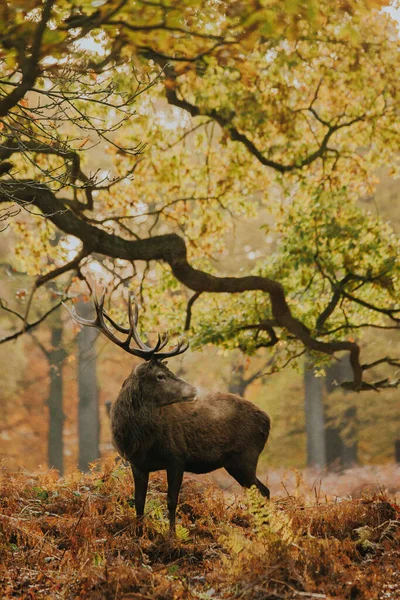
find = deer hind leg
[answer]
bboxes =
[131,465,149,536]
[225,463,270,499]
[255,477,270,499]
[166,466,184,535]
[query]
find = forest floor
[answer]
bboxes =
[0,458,399,600]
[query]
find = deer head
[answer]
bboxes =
[66,291,196,414]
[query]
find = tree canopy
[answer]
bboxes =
[1,0,400,391]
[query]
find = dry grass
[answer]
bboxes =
[0,457,399,600]
[208,463,400,502]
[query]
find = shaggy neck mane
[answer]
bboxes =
[111,364,157,459]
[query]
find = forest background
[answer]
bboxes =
[0,0,400,482]
[1,2,400,598]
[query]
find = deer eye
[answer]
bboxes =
[157,373,166,381]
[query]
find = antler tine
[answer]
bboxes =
[155,338,190,360]
[128,293,154,352]
[103,312,130,334]
[87,289,135,351]
[133,292,139,326]
[126,293,175,356]
[156,332,170,352]
[97,289,131,334]
[93,288,114,333]
[151,333,161,353]
[151,332,169,353]
[95,288,107,311]
[65,293,152,360]
[67,303,99,328]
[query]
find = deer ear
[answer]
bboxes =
[162,360,168,365]
[134,362,148,374]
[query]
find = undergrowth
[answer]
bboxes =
[0,456,399,599]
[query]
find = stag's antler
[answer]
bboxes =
[65,290,189,361]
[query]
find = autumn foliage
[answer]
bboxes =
[0,457,399,599]
[1,2,400,597]
[2,0,400,390]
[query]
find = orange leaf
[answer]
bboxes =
[164,78,177,90]
[78,136,90,148]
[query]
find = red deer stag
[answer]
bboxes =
[69,292,271,534]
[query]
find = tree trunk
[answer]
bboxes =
[228,364,248,397]
[77,301,100,471]
[325,356,358,468]
[47,318,65,475]
[304,361,326,468]
[325,426,344,469]
[395,440,400,463]
[341,406,358,467]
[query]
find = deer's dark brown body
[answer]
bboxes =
[69,292,271,534]
[110,360,271,533]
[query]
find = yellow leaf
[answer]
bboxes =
[363,0,389,8]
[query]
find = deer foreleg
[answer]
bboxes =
[131,465,149,536]
[166,466,184,534]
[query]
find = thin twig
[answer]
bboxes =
[0,300,66,344]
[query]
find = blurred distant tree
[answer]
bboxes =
[228,363,259,398]
[46,316,66,474]
[225,357,271,398]
[395,440,400,463]
[325,356,358,468]
[304,355,358,469]
[29,314,66,474]
[76,300,100,471]
[0,0,400,399]
[304,360,326,468]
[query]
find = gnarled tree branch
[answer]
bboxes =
[163,83,367,174]
[0,179,371,390]
[0,0,55,117]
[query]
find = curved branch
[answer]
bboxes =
[0,179,382,390]
[244,360,274,385]
[35,246,89,290]
[184,291,202,331]
[0,138,91,190]
[164,87,291,173]
[318,323,400,336]
[342,291,400,322]
[164,86,367,174]
[0,0,55,117]
[139,41,228,64]
[0,203,19,231]
[0,300,65,344]
[341,378,400,392]
[362,356,400,371]
[23,246,89,324]
[237,320,279,349]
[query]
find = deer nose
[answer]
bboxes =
[183,384,197,400]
